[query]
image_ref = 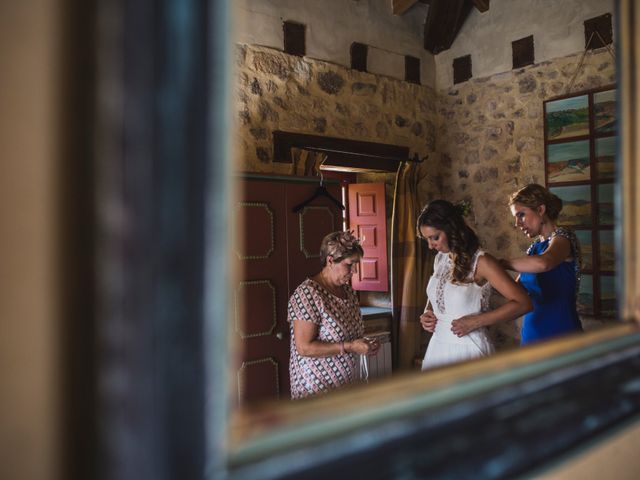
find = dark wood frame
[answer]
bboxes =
[81,1,640,479]
[273,130,411,172]
[544,85,617,318]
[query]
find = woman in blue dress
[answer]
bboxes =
[499,184,583,345]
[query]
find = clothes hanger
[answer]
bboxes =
[292,157,346,213]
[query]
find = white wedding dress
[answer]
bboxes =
[421,249,495,370]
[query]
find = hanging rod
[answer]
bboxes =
[301,146,426,163]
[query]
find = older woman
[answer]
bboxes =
[288,230,378,400]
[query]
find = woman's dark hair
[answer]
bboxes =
[509,183,563,221]
[416,200,479,284]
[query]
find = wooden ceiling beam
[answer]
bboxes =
[424,0,472,54]
[392,0,419,15]
[471,0,490,12]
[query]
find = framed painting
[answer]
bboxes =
[577,273,594,315]
[544,85,617,318]
[575,229,592,271]
[595,136,616,180]
[594,89,617,133]
[549,184,591,225]
[599,229,615,271]
[545,94,589,140]
[598,183,614,225]
[546,140,590,183]
[599,275,617,317]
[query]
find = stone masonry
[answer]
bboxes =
[234,44,617,351]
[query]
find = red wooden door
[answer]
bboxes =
[235,177,342,405]
[348,182,389,292]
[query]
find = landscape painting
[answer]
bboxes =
[546,140,590,182]
[600,275,617,317]
[550,185,591,225]
[575,230,592,271]
[595,136,616,180]
[599,230,615,271]
[594,89,616,133]
[545,94,589,140]
[577,273,594,315]
[598,183,614,225]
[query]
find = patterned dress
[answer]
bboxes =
[421,250,495,370]
[288,278,364,399]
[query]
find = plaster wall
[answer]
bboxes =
[234,0,436,87]
[0,1,62,479]
[435,0,615,89]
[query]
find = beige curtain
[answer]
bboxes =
[390,162,432,370]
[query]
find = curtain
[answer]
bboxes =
[390,162,432,370]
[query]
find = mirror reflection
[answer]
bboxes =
[233,0,618,406]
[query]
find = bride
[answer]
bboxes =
[417,200,532,370]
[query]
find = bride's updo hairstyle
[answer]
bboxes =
[416,199,479,284]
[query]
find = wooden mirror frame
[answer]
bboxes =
[84,1,640,479]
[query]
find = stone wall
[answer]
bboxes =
[234,44,437,182]
[434,47,616,261]
[234,43,617,354]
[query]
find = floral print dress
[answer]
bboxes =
[288,278,363,399]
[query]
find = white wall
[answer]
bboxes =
[434,0,615,89]
[234,0,436,87]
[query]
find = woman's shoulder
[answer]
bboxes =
[552,226,575,240]
[292,278,320,297]
[471,248,490,273]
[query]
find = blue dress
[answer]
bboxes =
[519,228,582,345]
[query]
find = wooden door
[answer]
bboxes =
[235,177,342,405]
[235,179,289,406]
[286,182,344,296]
[348,182,389,291]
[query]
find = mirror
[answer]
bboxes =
[232,0,620,410]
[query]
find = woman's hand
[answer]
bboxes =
[347,337,379,356]
[451,315,481,337]
[420,310,438,332]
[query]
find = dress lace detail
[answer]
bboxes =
[422,249,494,370]
[434,253,450,314]
[470,250,492,312]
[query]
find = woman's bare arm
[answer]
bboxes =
[501,236,572,273]
[451,254,532,336]
[293,320,376,356]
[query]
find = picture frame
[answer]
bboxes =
[544,85,617,318]
[577,273,594,315]
[594,89,617,133]
[598,229,615,271]
[599,275,616,317]
[545,94,590,140]
[598,183,614,225]
[595,136,616,180]
[548,184,592,226]
[546,140,590,183]
[575,229,592,271]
